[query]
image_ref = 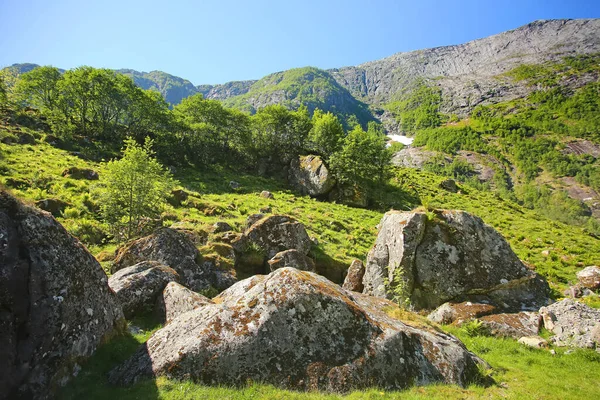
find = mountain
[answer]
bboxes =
[116,69,199,105]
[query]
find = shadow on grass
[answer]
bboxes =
[58,314,163,400]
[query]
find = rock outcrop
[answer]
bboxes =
[0,190,124,399]
[61,167,99,180]
[478,312,541,339]
[577,266,600,290]
[155,281,213,324]
[342,260,365,292]
[289,155,336,197]
[427,302,497,325]
[109,268,486,392]
[267,249,316,272]
[108,261,180,319]
[539,299,600,351]
[232,215,312,260]
[362,210,550,311]
[113,227,235,292]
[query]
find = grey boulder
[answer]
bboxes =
[0,190,124,400]
[108,261,180,319]
[267,249,316,272]
[540,299,600,351]
[289,155,336,197]
[155,281,213,324]
[362,210,550,311]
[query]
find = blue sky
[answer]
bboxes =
[1,0,599,84]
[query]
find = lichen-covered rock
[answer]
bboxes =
[113,227,235,292]
[109,268,487,392]
[518,336,548,349]
[268,249,316,272]
[439,179,458,193]
[363,210,550,311]
[289,155,336,197]
[427,302,497,325]
[479,312,541,339]
[108,261,180,319]
[342,260,365,292]
[232,215,311,260]
[155,281,213,324]
[539,299,600,351]
[244,213,265,229]
[212,221,233,233]
[0,190,124,400]
[61,166,99,180]
[577,266,600,290]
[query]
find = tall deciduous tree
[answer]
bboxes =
[99,137,174,241]
[308,109,345,159]
[13,66,62,111]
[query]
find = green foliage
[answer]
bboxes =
[329,124,391,194]
[13,66,62,110]
[307,109,345,159]
[0,74,7,104]
[386,80,444,131]
[250,104,312,166]
[462,319,491,337]
[385,263,411,308]
[413,126,490,154]
[98,137,174,241]
[172,93,252,166]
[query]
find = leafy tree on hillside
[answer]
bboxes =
[307,109,345,159]
[0,74,6,105]
[329,124,392,195]
[250,104,312,166]
[99,137,174,241]
[13,66,62,111]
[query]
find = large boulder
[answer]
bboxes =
[35,198,70,217]
[362,210,550,311]
[232,215,312,260]
[267,249,316,272]
[577,266,600,290]
[155,281,213,324]
[109,268,486,392]
[108,261,180,319]
[289,155,336,197]
[61,166,99,180]
[113,227,235,292]
[539,299,600,351]
[0,190,124,399]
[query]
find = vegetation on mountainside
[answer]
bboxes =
[388,54,600,235]
[222,67,374,127]
[117,69,199,105]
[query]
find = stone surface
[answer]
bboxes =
[0,190,124,399]
[109,268,487,392]
[518,336,549,349]
[427,302,497,325]
[267,249,316,272]
[113,227,236,292]
[35,198,70,217]
[168,189,189,206]
[342,260,365,292]
[439,179,458,193]
[61,166,99,180]
[260,190,274,199]
[289,155,336,197]
[233,215,312,260]
[362,210,550,311]
[577,266,600,290]
[479,312,541,339]
[213,221,233,233]
[539,299,600,351]
[229,181,240,190]
[155,281,213,324]
[108,261,180,319]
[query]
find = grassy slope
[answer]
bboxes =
[2,127,600,399]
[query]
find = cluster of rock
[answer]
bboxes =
[108,267,487,391]
[360,209,599,351]
[5,183,600,398]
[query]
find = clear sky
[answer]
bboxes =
[1,0,599,85]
